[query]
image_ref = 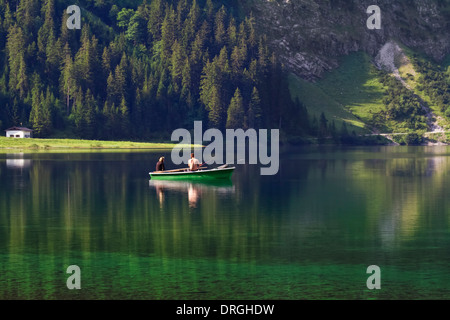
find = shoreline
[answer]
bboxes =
[0,137,201,151]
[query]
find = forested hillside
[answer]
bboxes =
[1,0,449,145]
[0,0,308,140]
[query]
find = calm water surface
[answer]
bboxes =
[1,146,450,299]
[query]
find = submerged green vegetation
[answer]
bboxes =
[3,148,450,299]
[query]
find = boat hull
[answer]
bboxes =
[149,167,235,180]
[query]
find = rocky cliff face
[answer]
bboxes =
[245,0,450,80]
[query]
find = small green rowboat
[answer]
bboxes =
[149,165,235,181]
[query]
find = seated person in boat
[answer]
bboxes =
[188,153,203,171]
[156,157,165,171]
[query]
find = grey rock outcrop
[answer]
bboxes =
[246,0,450,80]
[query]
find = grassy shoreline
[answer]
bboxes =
[0,137,188,150]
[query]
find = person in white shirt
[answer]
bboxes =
[188,153,202,171]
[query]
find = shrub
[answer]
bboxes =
[403,133,423,145]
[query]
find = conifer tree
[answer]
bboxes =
[226,88,245,129]
[148,0,164,41]
[208,85,225,129]
[248,87,262,129]
[330,120,338,142]
[228,16,237,47]
[84,89,97,139]
[29,86,43,136]
[171,40,183,93]
[214,6,227,48]
[319,112,328,138]
[340,121,350,144]
[7,24,28,98]
[161,7,176,66]
[61,53,75,114]
[120,95,130,137]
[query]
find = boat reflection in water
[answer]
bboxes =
[149,179,235,208]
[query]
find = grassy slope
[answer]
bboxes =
[289,52,386,134]
[289,49,450,135]
[0,137,182,150]
[396,45,450,130]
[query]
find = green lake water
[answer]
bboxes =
[1,146,450,299]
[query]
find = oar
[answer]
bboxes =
[154,168,187,173]
[154,164,209,173]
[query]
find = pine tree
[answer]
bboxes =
[60,10,77,49]
[248,87,262,129]
[176,0,189,31]
[106,71,115,103]
[160,7,176,66]
[231,45,242,75]
[16,57,28,99]
[29,85,44,136]
[120,95,130,137]
[246,14,257,49]
[340,121,350,144]
[200,59,225,128]
[296,98,309,133]
[184,0,200,44]
[148,0,164,41]
[319,112,328,138]
[132,88,143,136]
[311,115,318,137]
[41,88,53,136]
[113,54,128,102]
[72,87,86,136]
[226,88,245,129]
[37,0,56,61]
[214,6,227,48]
[171,40,183,93]
[109,5,119,26]
[3,2,13,31]
[16,0,39,37]
[60,53,75,114]
[45,34,61,85]
[205,0,215,23]
[217,46,230,74]
[227,16,237,47]
[84,89,97,139]
[7,24,28,98]
[208,85,225,129]
[181,57,192,92]
[258,36,269,70]
[102,46,112,84]
[157,69,168,100]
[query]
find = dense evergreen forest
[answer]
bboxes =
[0,0,309,140]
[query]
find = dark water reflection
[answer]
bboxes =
[1,147,450,299]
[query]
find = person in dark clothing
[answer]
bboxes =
[156,157,165,171]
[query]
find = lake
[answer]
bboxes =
[1,146,450,299]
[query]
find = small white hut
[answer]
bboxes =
[5,127,33,138]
